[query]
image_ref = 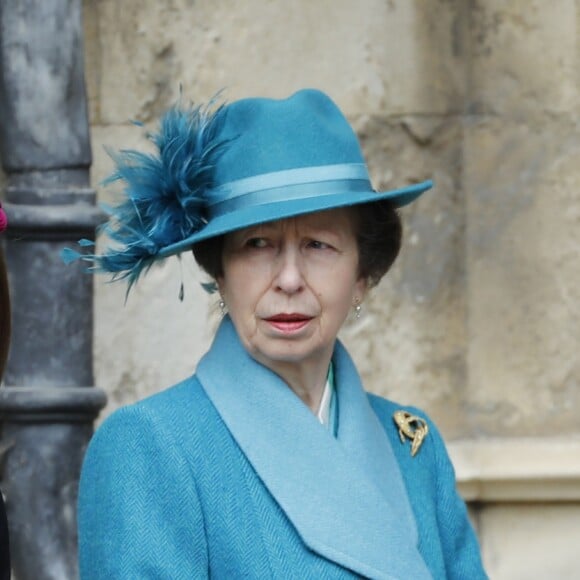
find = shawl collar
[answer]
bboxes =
[196,318,431,580]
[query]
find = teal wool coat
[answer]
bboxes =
[78,318,487,579]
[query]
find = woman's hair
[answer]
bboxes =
[354,199,402,288]
[192,199,402,289]
[0,249,10,379]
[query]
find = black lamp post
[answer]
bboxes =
[0,1,106,577]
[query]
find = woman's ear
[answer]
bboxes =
[216,276,225,298]
[354,276,368,303]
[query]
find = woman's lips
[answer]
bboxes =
[264,313,313,333]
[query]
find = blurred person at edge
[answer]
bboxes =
[67,90,487,579]
[0,202,11,579]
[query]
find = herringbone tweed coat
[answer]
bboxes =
[78,318,487,579]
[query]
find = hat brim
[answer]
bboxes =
[158,179,433,258]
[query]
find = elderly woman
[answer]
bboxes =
[74,90,487,579]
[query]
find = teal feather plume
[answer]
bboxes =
[62,100,227,292]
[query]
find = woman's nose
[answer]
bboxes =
[274,246,304,294]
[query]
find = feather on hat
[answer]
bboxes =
[62,101,228,291]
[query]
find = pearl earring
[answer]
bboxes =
[354,300,362,320]
[219,299,227,316]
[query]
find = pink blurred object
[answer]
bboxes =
[0,204,7,232]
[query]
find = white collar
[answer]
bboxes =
[316,376,332,426]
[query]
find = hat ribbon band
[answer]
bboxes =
[206,163,372,218]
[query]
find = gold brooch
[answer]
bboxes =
[393,410,429,457]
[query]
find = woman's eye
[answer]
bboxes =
[307,240,331,250]
[246,237,269,249]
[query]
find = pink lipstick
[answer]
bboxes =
[265,313,312,333]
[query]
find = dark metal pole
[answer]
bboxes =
[0,1,106,578]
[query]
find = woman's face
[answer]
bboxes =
[218,208,367,375]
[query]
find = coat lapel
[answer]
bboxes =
[196,318,431,580]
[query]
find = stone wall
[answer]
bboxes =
[83,1,580,577]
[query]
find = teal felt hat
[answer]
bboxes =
[63,89,432,288]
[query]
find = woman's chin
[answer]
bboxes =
[249,338,333,372]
